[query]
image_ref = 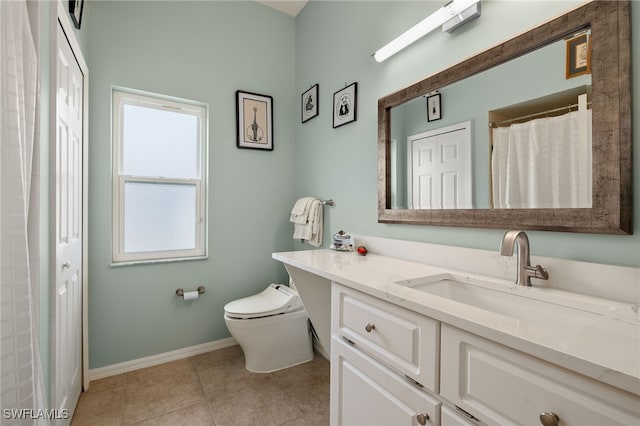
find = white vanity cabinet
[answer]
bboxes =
[331,283,441,425]
[440,324,640,425]
[275,248,640,426]
[331,283,640,426]
[331,337,441,426]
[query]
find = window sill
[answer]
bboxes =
[110,255,208,267]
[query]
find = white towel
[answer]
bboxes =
[291,196,314,216]
[290,197,323,247]
[289,196,314,224]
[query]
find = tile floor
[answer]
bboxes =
[71,345,330,426]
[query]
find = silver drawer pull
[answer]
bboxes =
[365,323,376,333]
[416,413,429,425]
[539,412,559,426]
[62,260,72,269]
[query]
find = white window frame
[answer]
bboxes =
[112,88,208,264]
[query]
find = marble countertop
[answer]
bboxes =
[273,249,640,396]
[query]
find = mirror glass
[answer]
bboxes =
[389,37,592,210]
[378,1,631,234]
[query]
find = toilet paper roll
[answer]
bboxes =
[183,290,199,301]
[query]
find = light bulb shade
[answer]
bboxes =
[373,0,480,62]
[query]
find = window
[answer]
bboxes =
[112,89,207,263]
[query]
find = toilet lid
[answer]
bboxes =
[224,284,302,319]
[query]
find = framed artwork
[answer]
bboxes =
[236,90,273,151]
[566,33,591,79]
[301,84,319,123]
[426,93,442,122]
[69,0,84,29]
[333,82,357,128]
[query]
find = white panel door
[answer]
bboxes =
[408,122,472,209]
[54,21,83,421]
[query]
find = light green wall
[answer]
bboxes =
[78,0,638,371]
[85,1,295,368]
[294,0,640,268]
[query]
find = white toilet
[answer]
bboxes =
[224,283,314,372]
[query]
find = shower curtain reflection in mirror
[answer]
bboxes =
[491,106,592,209]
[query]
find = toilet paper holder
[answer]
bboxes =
[176,286,206,297]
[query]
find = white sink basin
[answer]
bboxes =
[395,273,614,336]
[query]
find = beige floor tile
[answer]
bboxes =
[86,373,128,394]
[71,349,329,426]
[193,345,244,369]
[211,397,302,426]
[199,362,274,400]
[208,379,287,412]
[130,402,214,426]
[71,387,125,426]
[292,392,330,426]
[280,418,310,426]
[123,368,205,424]
[127,358,197,385]
[271,356,330,426]
[270,358,330,399]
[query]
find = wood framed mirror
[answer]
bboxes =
[378,1,631,234]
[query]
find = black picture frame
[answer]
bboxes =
[69,0,84,29]
[426,93,442,122]
[236,90,274,151]
[333,82,357,128]
[301,84,319,123]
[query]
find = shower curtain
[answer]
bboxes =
[1,1,48,424]
[491,109,592,209]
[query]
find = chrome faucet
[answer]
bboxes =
[499,231,549,286]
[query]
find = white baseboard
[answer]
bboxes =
[88,337,237,382]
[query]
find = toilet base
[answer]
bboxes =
[224,309,314,373]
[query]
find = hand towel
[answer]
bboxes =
[307,200,323,247]
[290,197,314,224]
[290,197,323,247]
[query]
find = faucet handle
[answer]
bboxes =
[527,265,549,280]
[534,265,549,280]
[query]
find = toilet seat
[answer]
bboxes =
[224,284,303,319]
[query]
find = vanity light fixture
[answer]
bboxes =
[373,0,481,63]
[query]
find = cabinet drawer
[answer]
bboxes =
[332,283,439,392]
[331,336,441,426]
[441,324,640,425]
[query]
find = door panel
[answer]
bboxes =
[409,122,472,209]
[54,21,83,421]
